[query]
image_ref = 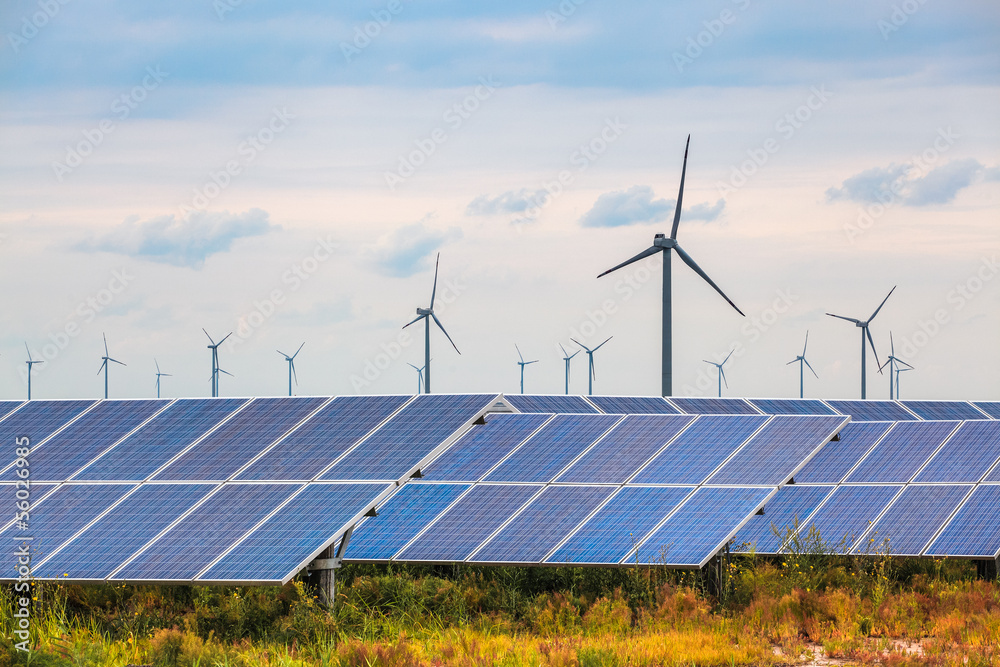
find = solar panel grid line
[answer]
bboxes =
[790,485,905,555]
[900,400,994,421]
[428,413,556,483]
[843,486,910,555]
[0,401,25,424]
[664,397,763,415]
[852,421,962,485]
[462,484,578,563]
[3,398,104,462]
[918,485,998,558]
[745,398,838,416]
[967,403,993,419]
[612,486,706,566]
[793,422,895,485]
[827,423,899,485]
[903,421,970,484]
[655,414,775,486]
[578,395,601,412]
[544,414,629,484]
[467,414,563,483]
[972,402,1000,419]
[853,485,975,558]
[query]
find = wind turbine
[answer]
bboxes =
[97,333,126,399]
[878,332,913,400]
[407,363,426,394]
[203,329,233,398]
[559,343,580,395]
[401,253,460,394]
[703,349,734,398]
[154,359,172,399]
[826,286,895,399]
[597,135,745,397]
[515,345,538,394]
[277,342,304,397]
[24,343,43,400]
[570,336,612,396]
[786,331,818,399]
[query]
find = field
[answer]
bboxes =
[2,548,999,667]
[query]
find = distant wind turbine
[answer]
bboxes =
[97,333,126,399]
[878,332,913,400]
[515,345,538,394]
[826,286,895,399]
[703,349,734,398]
[895,366,913,400]
[203,329,233,397]
[24,343,43,400]
[570,336,612,396]
[154,359,171,399]
[407,362,426,394]
[277,342,305,397]
[402,253,460,394]
[559,343,580,395]
[596,136,745,397]
[786,331,818,398]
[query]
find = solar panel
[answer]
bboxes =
[482,414,622,483]
[504,395,598,414]
[72,399,248,481]
[0,400,97,471]
[667,397,760,415]
[115,483,303,581]
[545,486,693,565]
[200,482,393,583]
[793,422,893,484]
[343,483,470,561]
[1,400,168,483]
[845,421,960,483]
[913,421,1000,483]
[154,397,329,481]
[972,402,1000,419]
[237,395,410,481]
[586,396,680,414]
[34,483,216,580]
[631,487,773,567]
[470,486,616,564]
[394,484,542,562]
[796,485,902,553]
[747,398,837,416]
[0,401,23,422]
[630,415,767,485]
[985,459,1000,483]
[555,415,695,484]
[925,485,1000,558]
[825,400,918,422]
[706,416,847,486]
[420,413,552,482]
[900,400,990,421]
[321,394,497,481]
[731,485,834,555]
[856,485,972,556]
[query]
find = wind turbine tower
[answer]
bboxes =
[154,359,172,399]
[277,342,305,396]
[559,343,580,395]
[786,331,818,398]
[703,349,734,398]
[515,345,538,394]
[878,332,913,400]
[203,329,233,398]
[97,333,126,399]
[24,343,43,400]
[826,286,895,399]
[402,253,460,393]
[570,336,612,396]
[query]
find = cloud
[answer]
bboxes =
[75,209,276,269]
[826,159,997,207]
[685,199,726,222]
[465,189,547,217]
[580,186,726,228]
[368,220,462,278]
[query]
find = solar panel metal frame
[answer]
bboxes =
[849,484,975,557]
[582,395,681,415]
[922,484,1000,559]
[824,399,921,421]
[499,394,599,414]
[664,396,762,415]
[899,400,993,421]
[0,399,102,474]
[972,402,1000,419]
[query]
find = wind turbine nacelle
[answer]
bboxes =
[653,235,676,248]
[416,308,432,316]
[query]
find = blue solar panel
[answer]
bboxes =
[115,483,303,581]
[322,394,496,481]
[707,416,846,486]
[986,460,1000,483]
[731,485,834,555]
[630,415,767,485]
[857,485,972,556]
[925,485,1000,558]
[0,401,23,422]
[154,397,329,481]
[470,486,616,563]
[394,484,541,562]
[482,414,622,483]
[421,414,552,482]
[633,487,773,566]
[200,482,392,582]
[555,415,695,483]
[73,399,248,481]
[845,421,960,483]
[587,396,680,414]
[748,399,837,416]
[237,395,410,481]
[504,395,598,414]
[545,486,693,565]
[668,397,760,415]
[973,402,1000,419]
[343,483,470,561]
[826,400,918,421]
[794,422,893,484]
[0,400,97,471]
[3,400,168,482]
[34,483,216,580]
[913,421,1000,483]
[797,485,902,553]
[899,401,989,421]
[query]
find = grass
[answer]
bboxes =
[1,552,997,666]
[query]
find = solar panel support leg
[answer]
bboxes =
[309,527,355,608]
[974,559,997,581]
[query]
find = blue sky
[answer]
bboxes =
[1,0,998,400]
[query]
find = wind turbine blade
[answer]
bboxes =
[277,349,288,358]
[825,313,861,324]
[431,313,461,354]
[897,358,914,370]
[570,337,591,352]
[878,357,891,373]
[515,344,524,363]
[527,359,539,365]
[218,332,233,346]
[103,332,109,356]
[155,358,161,373]
[673,244,745,316]
[291,360,298,385]
[559,343,568,358]
[569,350,580,359]
[890,331,895,357]
[670,134,691,240]
[592,336,613,352]
[402,313,426,329]
[202,328,216,345]
[98,360,106,374]
[866,327,881,371]
[803,358,819,378]
[722,348,735,365]
[408,363,420,371]
[219,368,234,377]
[163,373,172,377]
[721,367,728,388]
[868,285,896,322]
[430,252,440,308]
[702,359,714,366]
[803,330,809,356]
[293,342,305,358]
[596,246,661,278]
[109,358,126,366]
[786,359,798,366]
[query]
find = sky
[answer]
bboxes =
[1,0,998,402]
